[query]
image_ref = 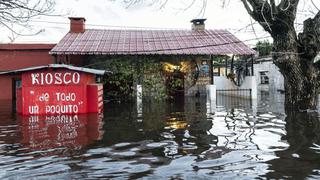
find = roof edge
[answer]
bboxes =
[0,64,111,75]
[0,43,56,50]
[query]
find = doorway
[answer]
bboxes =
[12,78,21,113]
[166,72,185,99]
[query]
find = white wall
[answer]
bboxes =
[214,76,257,99]
[254,61,284,92]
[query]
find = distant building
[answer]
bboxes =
[253,56,284,92]
[0,44,55,112]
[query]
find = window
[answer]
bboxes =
[260,71,269,84]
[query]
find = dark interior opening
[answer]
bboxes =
[166,71,185,99]
[12,78,21,113]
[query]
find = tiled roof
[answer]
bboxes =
[50,29,255,55]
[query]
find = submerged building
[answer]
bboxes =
[0,17,256,111]
[50,17,256,99]
[0,44,55,113]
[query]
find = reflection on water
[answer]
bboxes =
[0,93,320,179]
[18,114,104,153]
[265,112,320,179]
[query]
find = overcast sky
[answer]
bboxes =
[0,0,318,46]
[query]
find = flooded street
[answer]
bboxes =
[1,93,320,179]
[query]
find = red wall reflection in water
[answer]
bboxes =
[17,113,104,151]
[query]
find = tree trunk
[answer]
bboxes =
[283,70,318,111]
[273,31,319,110]
[239,0,320,110]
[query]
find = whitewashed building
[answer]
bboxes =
[253,57,284,92]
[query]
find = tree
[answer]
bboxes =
[240,0,320,110]
[0,0,55,38]
[256,40,272,57]
[117,0,320,110]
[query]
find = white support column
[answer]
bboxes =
[252,98,257,119]
[246,76,258,99]
[136,84,143,118]
[206,84,216,114]
[206,84,216,101]
[206,98,216,115]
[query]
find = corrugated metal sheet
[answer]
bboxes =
[50,29,256,55]
[0,64,109,75]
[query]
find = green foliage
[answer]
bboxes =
[104,59,137,100]
[166,74,184,99]
[256,40,273,57]
[170,78,183,90]
[212,56,225,64]
[101,57,167,101]
[141,61,168,101]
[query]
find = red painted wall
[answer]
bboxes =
[0,44,55,101]
[0,74,21,114]
[0,44,55,71]
[0,75,14,100]
[87,84,104,113]
[21,68,96,115]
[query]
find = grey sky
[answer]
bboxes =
[0,0,318,46]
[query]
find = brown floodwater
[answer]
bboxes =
[1,92,320,179]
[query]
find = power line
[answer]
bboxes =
[0,34,269,55]
[0,19,272,44]
[0,19,273,48]
[28,19,308,30]
[29,20,189,30]
[52,35,271,55]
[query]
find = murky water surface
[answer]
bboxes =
[1,93,320,179]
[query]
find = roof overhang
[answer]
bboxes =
[0,64,111,76]
[0,44,55,51]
